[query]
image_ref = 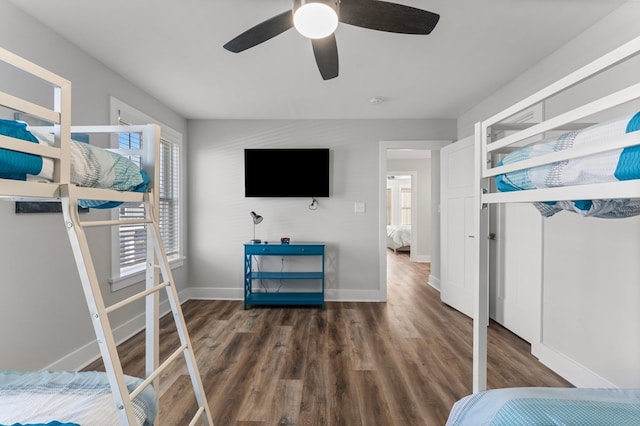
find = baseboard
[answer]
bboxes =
[532,342,617,388]
[413,254,431,263]
[428,275,441,291]
[325,289,386,302]
[185,286,243,300]
[186,287,386,303]
[45,288,189,371]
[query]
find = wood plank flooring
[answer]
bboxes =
[86,251,570,425]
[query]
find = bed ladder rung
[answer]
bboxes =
[188,407,206,426]
[129,343,188,401]
[104,281,171,314]
[80,218,153,228]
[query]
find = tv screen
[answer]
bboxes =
[244,148,330,197]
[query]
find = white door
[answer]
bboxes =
[440,135,542,342]
[491,202,542,343]
[489,106,544,344]
[440,137,475,318]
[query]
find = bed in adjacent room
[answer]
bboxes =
[386,224,411,253]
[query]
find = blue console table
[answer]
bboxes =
[244,242,325,309]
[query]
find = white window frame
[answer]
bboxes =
[109,97,185,291]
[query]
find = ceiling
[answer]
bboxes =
[8,0,628,120]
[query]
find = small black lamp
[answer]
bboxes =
[250,211,263,243]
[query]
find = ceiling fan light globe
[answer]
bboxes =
[293,3,339,39]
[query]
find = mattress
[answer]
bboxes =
[446,387,640,425]
[0,370,157,426]
[0,119,149,208]
[495,112,640,218]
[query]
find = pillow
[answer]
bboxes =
[0,119,43,180]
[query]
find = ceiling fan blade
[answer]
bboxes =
[311,34,339,80]
[223,10,293,53]
[340,0,440,35]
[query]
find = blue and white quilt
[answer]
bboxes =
[495,112,640,218]
[446,387,640,425]
[0,119,148,208]
[0,370,157,426]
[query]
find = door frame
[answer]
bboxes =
[378,140,450,301]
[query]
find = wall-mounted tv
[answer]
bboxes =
[244,148,330,197]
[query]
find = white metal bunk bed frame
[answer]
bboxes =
[0,47,214,425]
[472,35,640,393]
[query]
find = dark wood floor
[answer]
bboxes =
[87,251,570,425]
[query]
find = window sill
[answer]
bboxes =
[109,257,185,292]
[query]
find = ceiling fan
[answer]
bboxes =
[223,0,440,80]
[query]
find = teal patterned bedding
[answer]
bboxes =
[496,112,640,218]
[0,119,148,208]
[0,370,157,426]
[446,387,640,425]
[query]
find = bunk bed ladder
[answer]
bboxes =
[59,184,214,425]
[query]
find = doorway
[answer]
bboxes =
[378,140,450,301]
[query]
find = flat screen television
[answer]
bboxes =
[244,148,330,197]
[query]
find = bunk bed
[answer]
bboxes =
[446,35,640,425]
[0,47,214,425]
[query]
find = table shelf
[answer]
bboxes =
[245,292,324,307]
[244,242,325,309]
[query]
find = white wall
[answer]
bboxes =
[541,215,640,387]
[457,1,640,387]
[187,119,455,301]
[0,2,188,370]
[457,2,640,138]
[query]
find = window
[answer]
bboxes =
[110,98,183,290]
[387,174,413,227]
[158,140,180,257]
[401,187,411,225]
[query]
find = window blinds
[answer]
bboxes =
[118,120,180,271]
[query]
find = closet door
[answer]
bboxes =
[491,202,542,344]
[440,136,475,318]
[490,105,544,344]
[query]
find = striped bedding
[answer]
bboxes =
[0,370,156,426]
[0,119,148,208]
[446,387,640,425]
[495,112,640,218]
